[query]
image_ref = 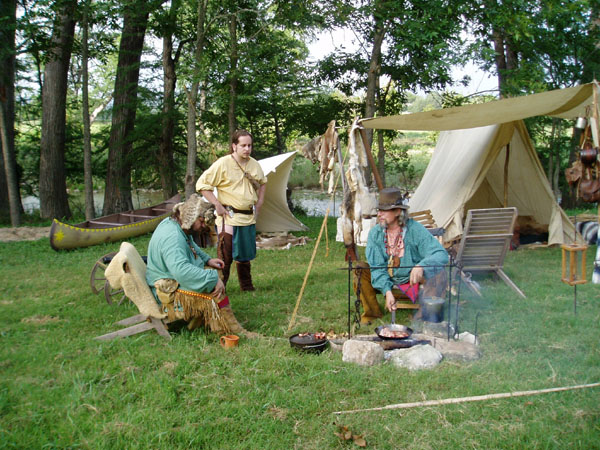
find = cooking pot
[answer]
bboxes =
[374,324,413,340]
[289,333,329,354]
[421,297,445,323]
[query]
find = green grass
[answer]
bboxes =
[1,215,599,448]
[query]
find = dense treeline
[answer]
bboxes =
[0,0,598,225]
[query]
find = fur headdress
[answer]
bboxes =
[173,194,216,230]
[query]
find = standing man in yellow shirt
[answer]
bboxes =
[196,130,267,291]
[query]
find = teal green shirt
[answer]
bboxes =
[366,219,448,295]
[146,218,218,294]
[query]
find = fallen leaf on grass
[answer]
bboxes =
[353,436,367,447]
[334,424,367,447]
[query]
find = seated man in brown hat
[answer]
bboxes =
[354,188,449,324]
[145,194,257,337]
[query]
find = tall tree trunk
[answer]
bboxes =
[184,0,207,197]
[103,1,149,215]
[227,12,238,141]
[0,0,21,225]
[491,30,507,97]
[81,0,95,220]
[376,79,392,188]
[364,13,385,146]
[39,0,77,220]
[158,0,180,200]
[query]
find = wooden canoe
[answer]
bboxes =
[49,194,181,251]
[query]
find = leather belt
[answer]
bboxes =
[224,205,254,215]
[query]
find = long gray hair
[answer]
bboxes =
[397,208,409,227]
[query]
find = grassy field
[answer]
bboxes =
[1,214,599,448]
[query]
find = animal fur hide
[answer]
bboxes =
[105,242,166,319]
[339,118,377,247]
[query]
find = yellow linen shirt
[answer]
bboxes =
[196,154,267,227]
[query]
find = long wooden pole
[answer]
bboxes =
[503,143,510,207]
[359,127,384,191]
[287,209,329,332]
[333,382,600,415]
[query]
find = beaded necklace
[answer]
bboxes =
[384,227,404,275]
[384,228,403,255]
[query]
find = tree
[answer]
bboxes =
[154,0,184,199]
[81,0,95,220]
[466,0,600,205]
[39,0,77,220]
[320,0,466,184]
[182,0,210,197]
[103,0,153,215]
[0,0,22,225]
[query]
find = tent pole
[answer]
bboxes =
[503,144,510,207]
[359,127,384,191]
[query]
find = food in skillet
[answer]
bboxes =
[297,332,327,340]
[379,327,409,339]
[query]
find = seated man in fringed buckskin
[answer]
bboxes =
[145,194,257,337]
[354,188,449,325]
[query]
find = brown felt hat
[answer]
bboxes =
[377,188,409,210]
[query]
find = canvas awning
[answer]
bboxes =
[360,83,597,131]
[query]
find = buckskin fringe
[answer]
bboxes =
[167,289,230,333]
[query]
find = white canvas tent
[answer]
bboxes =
[256,151,308,233]
[409,121,580,245]
[358,82,600,246]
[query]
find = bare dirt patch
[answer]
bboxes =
[0,227,51,242]
[21,315,60,324]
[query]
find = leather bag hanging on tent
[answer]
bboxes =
[577,125,600,202]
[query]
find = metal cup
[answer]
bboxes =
[575,117,588,130]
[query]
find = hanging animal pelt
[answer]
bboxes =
[301,120,338,193]
[320,120,338,193]
[301,136,321,164]
[339,119,377,247]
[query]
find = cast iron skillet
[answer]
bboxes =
[289,333,329,353]
[374,324,413,340]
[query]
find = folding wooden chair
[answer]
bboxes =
[455,207,525,298]
[409,209,444,244]
[94,242,173,341]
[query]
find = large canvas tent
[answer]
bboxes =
[256,151,308,233]
[358,82,599,246]
[409,121,579,245]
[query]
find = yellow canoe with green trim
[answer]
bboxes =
[49,194,181,250]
